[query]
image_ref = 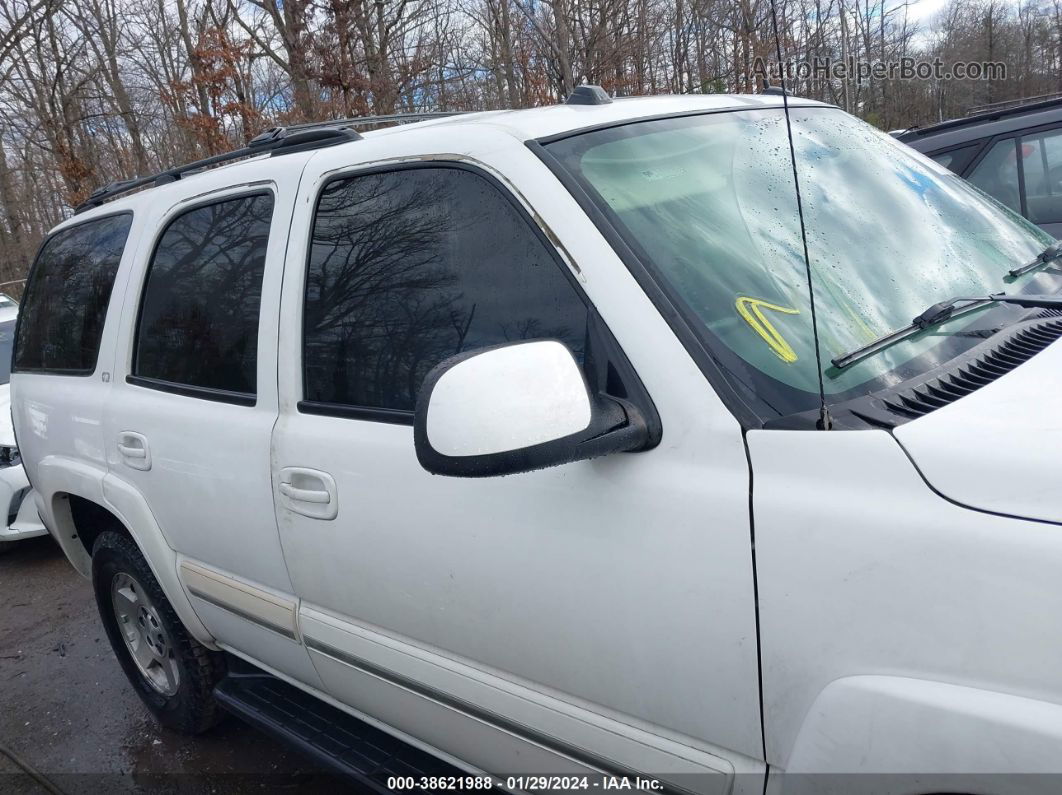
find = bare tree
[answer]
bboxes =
[0,0,1059,285]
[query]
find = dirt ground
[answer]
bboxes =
[0,535,340,794]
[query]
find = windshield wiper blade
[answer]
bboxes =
[1009,241,1062,279]
[832,292,1062,370]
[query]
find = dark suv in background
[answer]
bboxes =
[898,95,1062,237]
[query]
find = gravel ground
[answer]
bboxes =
[0,535,340,793]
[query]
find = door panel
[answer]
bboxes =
[272,142,763,782]
[276,414,755,748]
[103,164,320,686]
[109,389,285,584]
[301,606,739,791]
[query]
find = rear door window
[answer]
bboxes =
[14,213,133,374]
[133,193,273,402]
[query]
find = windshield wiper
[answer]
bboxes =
[1009,241,1062,279]
[832,292,1062,370]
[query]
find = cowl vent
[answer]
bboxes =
[767,316,1062,430]
[880,319,1062,420]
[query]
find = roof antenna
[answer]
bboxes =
[767,0,832,430]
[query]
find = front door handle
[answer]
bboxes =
[117,432,151,471]
[277,467,337,520]
[278,482,330,504]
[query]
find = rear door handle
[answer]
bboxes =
[117,432,151,471]
[277,467,337,520]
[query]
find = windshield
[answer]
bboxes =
[0,320,14,385]
[546,107,1058,420]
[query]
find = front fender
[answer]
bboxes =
[778,675,1062,793]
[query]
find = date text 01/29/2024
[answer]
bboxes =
[386,776,665,791]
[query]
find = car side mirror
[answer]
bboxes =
[414,340,651,477]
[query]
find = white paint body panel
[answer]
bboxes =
[895,337,1062,523]
[301,607,746,793]
[787,676,1062,774]
[749,428,1062,777]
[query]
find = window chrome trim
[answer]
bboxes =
[126,374,256,407]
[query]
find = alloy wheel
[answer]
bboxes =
[110,572,181,696]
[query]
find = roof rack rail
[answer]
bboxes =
[283,111,471,131]
[966,92,1062,116]
[75,111,471,213]
[901,94,1062,139]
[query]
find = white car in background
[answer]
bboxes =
[0,295,45,553]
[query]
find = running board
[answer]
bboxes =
[214,657,466,790]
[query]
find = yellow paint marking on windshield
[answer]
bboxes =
[736,297,801,363]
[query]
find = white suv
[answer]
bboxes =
[12,90,1062,794]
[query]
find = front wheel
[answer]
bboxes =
[92,531,226,734]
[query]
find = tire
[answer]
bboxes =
[0,539,13,555]
[91,530,226,734]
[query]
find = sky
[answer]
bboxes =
[893,0,1024,49]
[904,0,951,25]
[900,0,1032,30]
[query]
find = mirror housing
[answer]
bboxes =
[414,340,651,477]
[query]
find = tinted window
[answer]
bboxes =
[15,214,132,374]
[968,138,1022,212]
[134,193,273,396]
[304,167,587,413]
[1018,128,1062,224]
[930,151,958,169]
[929,143,982,174]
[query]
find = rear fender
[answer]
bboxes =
[34,456,217,648]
